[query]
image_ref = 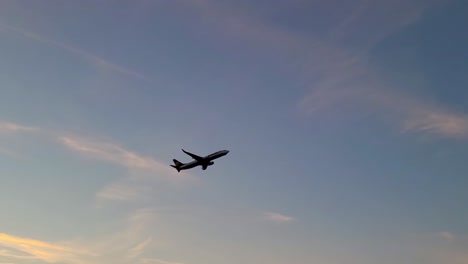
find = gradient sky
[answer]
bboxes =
[0,0,467,263]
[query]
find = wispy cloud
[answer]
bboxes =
[0,208,183,264]
[294,5,468,139]
[328,0,435,50]
[176,0,466,140]
[0,119,191,203]
[94,171,181,203]
[80,208,183,264]
[59,135,194,203]
[0,121,41,158]
[435,231,456,242]
[96,180,142,202]
[127,237,153,259]
[0,233,95,264]
[402,110,468,138]
[0,121,178,175]
[0,122,179,264]
[0,22,151,83]
[59,136,182,179]
[0,121,39,133]
[298,69,468,139]
[0,248,36,260]
[263,212,295,223]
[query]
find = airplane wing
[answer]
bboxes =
[182,149,204,161]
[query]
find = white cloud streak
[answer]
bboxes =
[0,121,39,133]
[0,22,151,83]
[59,136,184,179]
[263,212,295,223]
[402,110,468,138]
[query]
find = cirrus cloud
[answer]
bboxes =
[263,211,295,223]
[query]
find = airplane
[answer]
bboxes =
[170,149,229,172]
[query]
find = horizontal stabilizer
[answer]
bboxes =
[171,159,183,173]
[170,164,180,172]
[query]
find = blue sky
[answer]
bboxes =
[0,0,467,263]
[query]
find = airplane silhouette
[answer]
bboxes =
[171,149,229,172]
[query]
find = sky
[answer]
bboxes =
[0,0,467,263]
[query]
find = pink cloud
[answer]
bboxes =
[263,211,295,223]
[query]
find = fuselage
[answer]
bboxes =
[205,150,229,160]
[178,150,229,171]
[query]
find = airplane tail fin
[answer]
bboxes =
[170,165,180,172]
[173,159,183,166]
[171,159,183,172]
